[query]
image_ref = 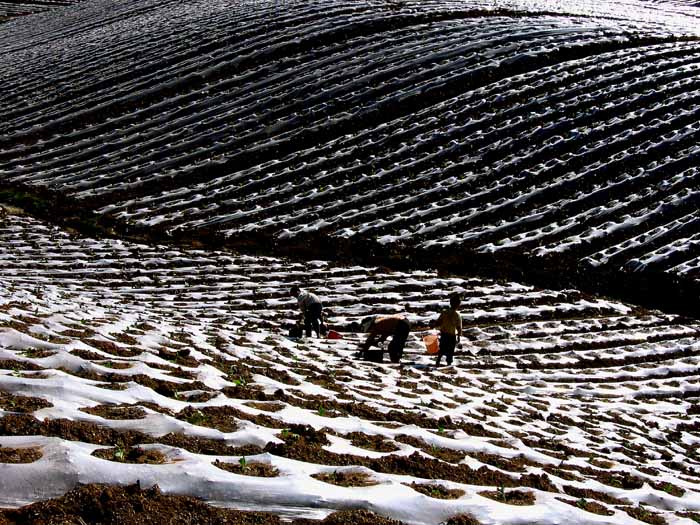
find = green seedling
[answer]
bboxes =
[113,443,126,462]
[238,456,248,472]
[318,406,325,417]
[497,484,506,502]
[187,409,206,426]
[280,428,299,441]
[576,498,587,509]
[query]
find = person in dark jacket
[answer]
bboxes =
[358,314,410,363]
[431,293,462,366]
[290,286,324,338]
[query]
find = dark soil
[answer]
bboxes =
[0,474,408,525]
[71,349,110,360]
[0,360,42,372]
[213,459,279,477]
[556,497,613,516]
[80,404,147,420]
[99,361,134,370]
[562,485,629,505]
[0,414,262,456]
[157,433,263,456]
[293,509,405,525]
[678,511,700,523]
[405,482,465,499]
[18,349,56,359]
[345,432,399,453]
[440,514,482,525]
[312,470,378,487]
[0,390,52,413]
[470,452,544,473]
[0,483,280,525]
[84,339,141,357]
[182,391,216,402]
[596,470,645,490]
[267,428,557,492]
[222,384,274,401]
[621,505,668,525]
[245,401,285,412]
[176,404,282,432]
[478,489,536,505]
[157,347,199,368]
[0,446,42,463]
[542,467,582,482]
[395,434,466,463]
[266,392,499,437]
[650,480,685,497]
[92,446,167,464]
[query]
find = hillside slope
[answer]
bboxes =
[1,210,700,524]
[1,0,700,312]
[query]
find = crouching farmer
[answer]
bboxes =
[290,286,324,338]
[431,293,462,366]
[359,315,410,363]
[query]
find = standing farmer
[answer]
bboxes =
[431,293,462,366]
[290,286,324,338]
[359,314,410,363]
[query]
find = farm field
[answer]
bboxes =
[0,0,700,313]
[2,0,700,523]
[1,211,700,524]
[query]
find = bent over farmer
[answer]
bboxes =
[290,286,324,338]
[431,293,462,366]
[359,314,410,363]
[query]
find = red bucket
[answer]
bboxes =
[423,334,439,354]
[327,330,343,340]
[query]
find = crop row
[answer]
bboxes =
[1,212,700,522]
[1,0,700,299]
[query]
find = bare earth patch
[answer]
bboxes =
[405,482,465,499]
[312,470,379,487]
[0,446,42,463]
[621,504,668,525]
[556,497,613,516]
[0,483,280,525]
[213,459,279,477]
[80,404,147,420]
[0,390,52,413]
[478,489,536,505]
[92,446,167,464]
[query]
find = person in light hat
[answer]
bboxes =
[358,314,410,363]
[290,286,325,338]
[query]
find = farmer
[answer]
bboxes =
[358,314,410,363]
[431,293,462,366]
[290,286,324,338]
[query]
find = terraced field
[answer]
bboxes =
[1,0,700,313]
[1,211,700,524]
[2,0,700,522]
